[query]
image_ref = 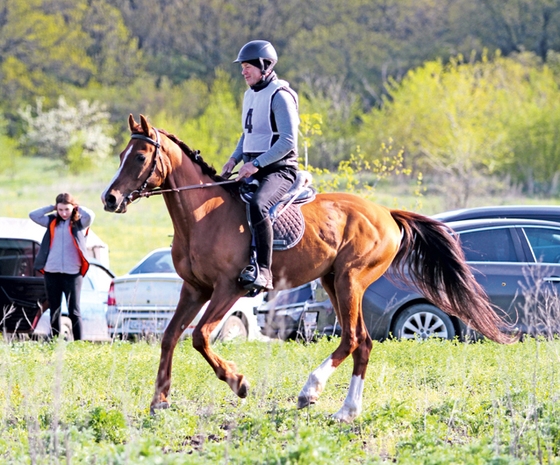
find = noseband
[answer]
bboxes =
[126,130,162,203]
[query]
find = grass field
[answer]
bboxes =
[4,157,560,463]
[1,337,560,463]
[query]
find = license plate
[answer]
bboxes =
[127,319,167,332]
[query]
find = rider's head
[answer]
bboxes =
[234,40,278,76]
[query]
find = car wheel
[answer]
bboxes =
[60,316,74,342]
[216,315,248,342]
[392,304,455,340]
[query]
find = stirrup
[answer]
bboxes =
[239,264,258,287]
[238,265,273,291]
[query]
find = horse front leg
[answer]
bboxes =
[150,285,207,414]
[191,289,248,398]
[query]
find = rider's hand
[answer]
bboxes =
[220,158,237,178]
[235,162,259,181]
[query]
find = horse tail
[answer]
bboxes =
[389,209,518,344]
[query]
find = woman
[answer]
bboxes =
[221,40,300,292]
[29,193,95,340]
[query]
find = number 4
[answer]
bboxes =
[244,109,253,133]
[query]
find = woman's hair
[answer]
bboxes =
[55,192,80,224]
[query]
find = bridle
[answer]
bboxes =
[126,129,237,202]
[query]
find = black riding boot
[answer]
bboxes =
[253,218,274,289]
[239,218,274,290]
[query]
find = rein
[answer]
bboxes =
[128,129,238,200]
[138,180,238,198]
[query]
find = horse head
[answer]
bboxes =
[102,114,167,213]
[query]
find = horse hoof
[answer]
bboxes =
[332,406,358,423]
[150,401,170,415]
[237,377,250,398]
[297,395,315,409]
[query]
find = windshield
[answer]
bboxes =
[129,250,176,274]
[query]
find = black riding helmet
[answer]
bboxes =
[234,40,278,75]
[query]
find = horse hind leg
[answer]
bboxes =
[298,273,372,422]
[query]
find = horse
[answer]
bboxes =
[102,114,515,423]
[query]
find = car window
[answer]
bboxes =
[267,284,313,307]
[129,250,175,274]
[459,228,518,262]
[314,285,330,303]
[522,227,560,264]
[0,239,38,276]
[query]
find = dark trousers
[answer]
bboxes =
[44,272,83,340]
[249,167,297,269]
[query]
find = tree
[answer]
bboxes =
[0,0,95,116]
[357,52,560,207]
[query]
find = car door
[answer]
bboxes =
[457,226,527,326]
[0,238,45,333]
[515,226,560,335]
[79,263,113,340]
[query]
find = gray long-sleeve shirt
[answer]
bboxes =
[29,205,95,274]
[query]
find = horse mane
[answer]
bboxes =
[143,127,239,195]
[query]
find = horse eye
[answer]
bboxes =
[136,153,146,162]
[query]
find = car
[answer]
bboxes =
[106,247,264,341]
[433,204,560,223]
[0,217,114,341]
[255,279,341,341]
[256,217,560,341]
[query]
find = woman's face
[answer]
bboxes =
[56,203,74,220]
[241,62,263,87]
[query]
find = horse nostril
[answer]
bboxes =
[105,194,117,210]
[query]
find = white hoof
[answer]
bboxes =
[332,405,360,423]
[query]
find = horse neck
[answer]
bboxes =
[161,142,235,236]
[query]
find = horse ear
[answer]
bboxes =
[140,114,151,135]
[128,114,137,131]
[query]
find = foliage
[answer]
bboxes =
[1,337,560,463]
[357,51,560,208]
[178,69,241,166]
[18,96,116,173]
[0,0,95,117]
[0,116,21,176]
[308,140,423,210]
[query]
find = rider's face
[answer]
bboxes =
[241,62,263,87]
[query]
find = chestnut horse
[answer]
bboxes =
[102,115,514,423]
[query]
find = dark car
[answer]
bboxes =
[433,204,560,224]
[256,279,341,341]
[257,217,560,341]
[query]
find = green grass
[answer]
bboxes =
[4,157,560,462]
[1,337,560,463]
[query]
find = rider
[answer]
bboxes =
[221,40,300,291]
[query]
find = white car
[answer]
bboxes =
[33,260,114,341]
[106,248,263,341]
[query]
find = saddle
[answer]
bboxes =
[240,171,316,250]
